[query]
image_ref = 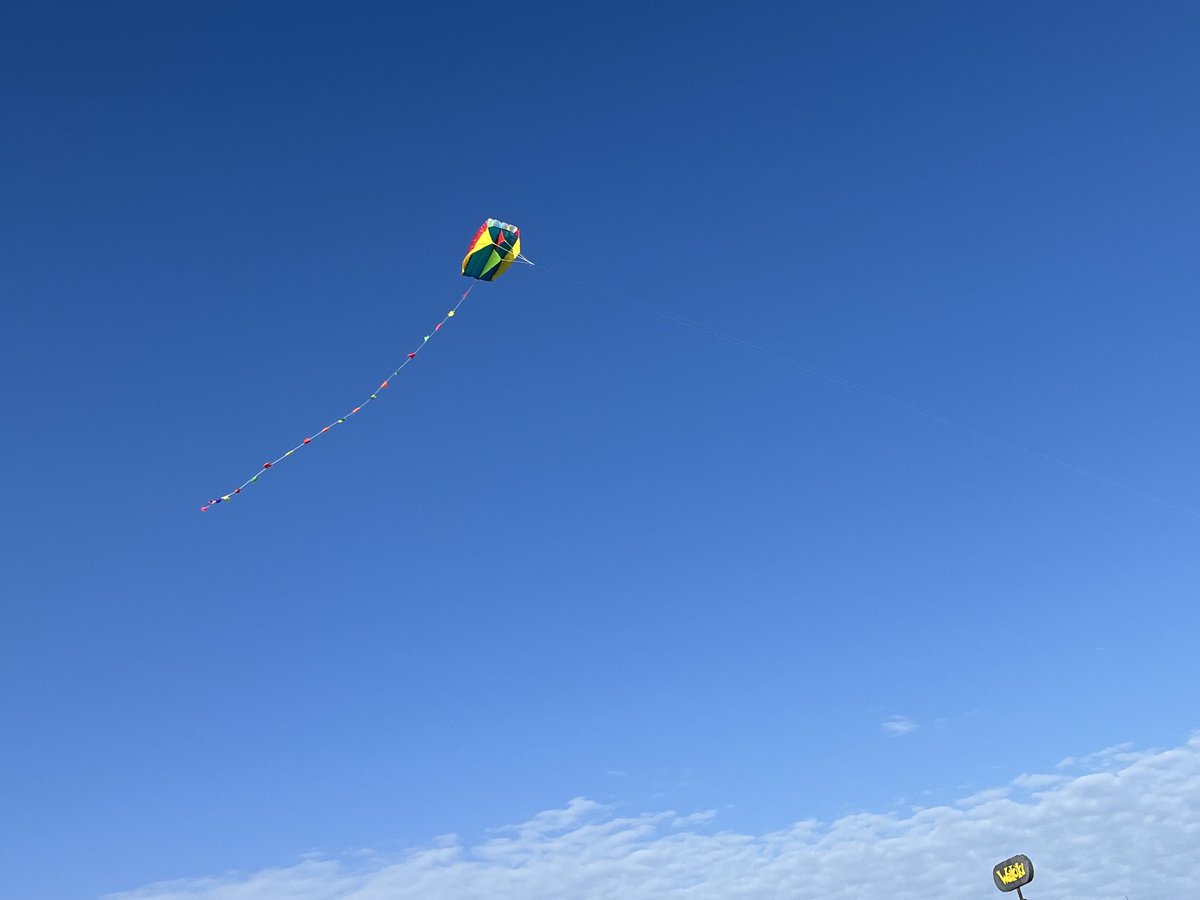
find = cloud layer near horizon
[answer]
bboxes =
[107,734,1200,900]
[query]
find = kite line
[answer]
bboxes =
[531,261,1200,521]
[203,212,1192,521]
[200,285,476,511]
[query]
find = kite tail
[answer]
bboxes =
[201,284,475,511]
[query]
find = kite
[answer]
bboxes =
[201,218,528,511]
[461,219,521,281]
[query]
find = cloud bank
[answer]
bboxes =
[107,734,1200,900]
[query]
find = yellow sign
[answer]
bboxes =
[992,853,1034,892]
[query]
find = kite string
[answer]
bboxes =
[529,260,1200,521]
[201,283,475,511]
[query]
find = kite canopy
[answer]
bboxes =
[462,219,521,281]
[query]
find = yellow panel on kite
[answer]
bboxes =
[461,218,521,281]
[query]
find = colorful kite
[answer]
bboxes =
[461,219,521,281]
[201,218,527,511]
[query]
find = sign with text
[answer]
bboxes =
[993,854,1034,892]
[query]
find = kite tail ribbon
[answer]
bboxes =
[201,284,475,511]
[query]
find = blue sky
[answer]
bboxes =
[2,3,1199,897]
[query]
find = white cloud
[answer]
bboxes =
[106,734,1200,900]
[1056,741,1156,772]
[954,787,1010,808]
[881,714,918,736]
[1010,772,1069,791]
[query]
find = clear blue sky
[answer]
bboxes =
[3,3,1199,898]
